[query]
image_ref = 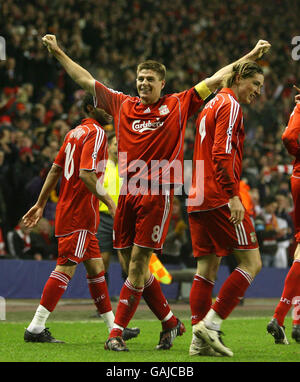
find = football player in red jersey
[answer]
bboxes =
[23,93,139,343]
[267,86,300,345]
[42,34,270,352]
[188,61,266,357]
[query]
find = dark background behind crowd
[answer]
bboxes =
[0,0,299,268]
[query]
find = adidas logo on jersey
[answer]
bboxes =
[143,107,151,113]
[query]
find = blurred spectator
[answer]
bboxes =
[6,219,48,260]
[31,218,58,260]
[256,196,289,267]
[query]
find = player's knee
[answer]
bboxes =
[55,261,77,278]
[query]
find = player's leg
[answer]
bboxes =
[101,251,111,279]
[117,250,129,281]
[96,211,115,284]
[133,191,185,349]
[190,254,221,326]
[142,265,185,350]
[268,176,300,344]
[189,254,222,356]
[105,245,149,351]
[84,256,115,333]
[193,207,260,356]
[24,260,77,343]
[187,211,222,356]
[267,244,300,344]
[195,248,261,357]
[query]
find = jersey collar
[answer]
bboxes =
[219,88,238,101]
[81,118,103,126]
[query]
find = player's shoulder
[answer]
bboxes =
[293,103,300,115]
[213,90,241,115]
[218,89,239,105]
[203,92,226,112]
[164,87,193,99]
[80,118,106,134]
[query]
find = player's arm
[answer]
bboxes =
[42,34,95,95]
[212,102,245,224]
[79,170,116,218]
[195,40,271,97]
[282,95,300,157]
[22,164,62,228]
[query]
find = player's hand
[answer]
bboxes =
[294,85,300,104]
[22,204,44,228]
[249,40,271,60]
[42,34,59,54]
[228,196,245,225]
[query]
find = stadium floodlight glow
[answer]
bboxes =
[0,296,6,320]
[0,36,6,61]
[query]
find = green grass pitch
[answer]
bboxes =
[1,299,300,363]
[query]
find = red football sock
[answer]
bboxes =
[87,271,112,314]
[143,273,177,330]
[212,267,252,319]
[40,270,71,312]
[190,274,215,325]
[274,260,300,326]
[110,278,143,338]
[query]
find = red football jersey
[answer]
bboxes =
[282,103,300,177]
[188,88,244,212]
[53,118,107,236]
[94,80,203,187]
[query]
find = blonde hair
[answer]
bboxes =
[223,61,263,88]
[137,60,166,80]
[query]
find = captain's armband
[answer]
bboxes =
[194,81,212,100]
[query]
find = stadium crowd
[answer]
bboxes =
[0,0,300,268]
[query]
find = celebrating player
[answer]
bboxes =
[41,34,270,351]
[188,60,269,357]
[23,93,139,343]
[267,85,300,345]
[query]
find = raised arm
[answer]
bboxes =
[42,34,95,95]
[197,39,271,95]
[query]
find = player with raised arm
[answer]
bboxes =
[187,59,270,357]
[267,85,300,345]
[23,94,139,343]
[41,34,270,352]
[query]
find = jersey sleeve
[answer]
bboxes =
[282,104,300,157]
[176,87,204,119]
[93,80,129,116]
[53,134,69,168]
[80,127,107,172]
[212,100,241,198]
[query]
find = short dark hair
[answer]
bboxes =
[82,93,95,114]
[137,60,166,80]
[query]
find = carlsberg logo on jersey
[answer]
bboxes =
[132,119,164,133]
